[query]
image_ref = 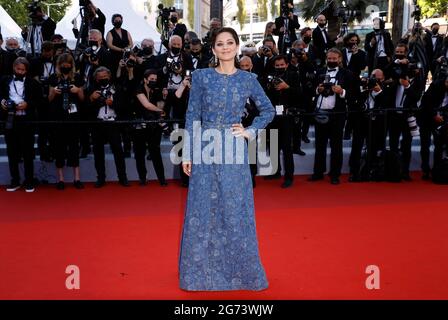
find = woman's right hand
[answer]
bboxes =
[54,87,62,95]
[182,161,192,177]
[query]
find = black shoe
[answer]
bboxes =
[293,148,306,156]
[402,174,412,181]
[348,174,361,183]
[95,179,106,188]
[330,177,340,185]
[159,180,168,186]
[73,180,84,189]
[308,174,324,182]
[6,182,21,192]
[146,154,152,161]
[139,179,147,186]
[119,179,130,187]
[56,181,65,190]
[302,136,311,144]
[24,182,35,193]
[281,180,293,188]
[264,173,281,180]
[422,172,431,181]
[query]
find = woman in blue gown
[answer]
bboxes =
[179,27,275,291]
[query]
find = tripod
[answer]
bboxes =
[73,5,90,59]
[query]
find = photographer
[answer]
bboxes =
[48,53,84,190]
[1,38,27,76]
[348,69,388,182]
[190,38,210,70]
[88,67,129,187]
[425,23,444,77]
[264,55,301,188]
[158,35,193,132]
[312,15,336,65]
[385,43,425,181]
[29,41,56,162]
[252,38,278,82]
[273,1,300,54]
[418,76,448,180]
[433,39,448,81]
[106,14,134,75]
[0,57,42,192]
[299,27,318,64]
[168,11,187,44]
[133,69,168,187]
[365,17,394,73]
[21,3,56,57]
[342,33,367,78]
[309,48,356,185]
[289,40,317,148]
[72,0,106,47]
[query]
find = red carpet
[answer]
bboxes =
[1,173,448,300]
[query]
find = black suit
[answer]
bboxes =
[0,76,42,185]
[425,32,444,75]
[73,9,106,46]
[312,27,335,64]
[364,30,394,72]
[313,67,356,179]
[21,17,56,56]
[342,47,367,77]
[274,15,300,54]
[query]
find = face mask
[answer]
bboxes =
[147,80,158,89]
[433,29,439,35]
[88,40,98,48]
[14,74,24,81]
[98,79,109,87]
[170,17,178,24]
[303,36,311,44]
[191,51,200,58]
[142,47,153,55]
[60,66,72,75]
[318,22,326,28]
[275,67,286,74]
[395,54,405,60]
[113,21,122,28]
[171,47,181,55]
[327,61,338,68]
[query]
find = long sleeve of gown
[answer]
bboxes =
[182,70,202,162]
[245,73,275,141]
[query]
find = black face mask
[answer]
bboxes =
[275,67,286,75]
[14,74,24,81]
[170,17,178,24]
[171,47,181,55]
[395,54,405,60]
[60,67,72,75]
[191,51,201,58]
[113,21,123,28]
[318,22,326,28]
[303,36,312,44]
[147,80,158,89]
[327,61,338,68]
[88,40,98,48]
[142,47,153,55]
[433,29,439,35]
[98,79,110,87]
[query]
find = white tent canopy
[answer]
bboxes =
[0,5,23,47]
[56,0,162,51]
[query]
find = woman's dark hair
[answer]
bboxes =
[343,32,360,46]
[112,14,123,23]
[211,27,240,68]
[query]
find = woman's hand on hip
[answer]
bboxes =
[182,161,192,177]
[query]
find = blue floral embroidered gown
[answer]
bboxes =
[179,68,275,291]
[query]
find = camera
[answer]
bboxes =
[261,45,272,55]
[280,0,293,16]
[4,99,16,130]
[123,48,136,67]
[166,57,183,73]
[360,74,378,91]
[84,42,99,62]
[319,74,334,97]
[267,75,283,88]
[57,79,71,111]
[158,4,176,23]
[79,0,91,7]
[407,115,420,137]
[27,0,41,19]
[411,0,421,22]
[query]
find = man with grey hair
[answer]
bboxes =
[135,38,159,82]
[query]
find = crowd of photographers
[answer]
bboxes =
[1,0,448,192]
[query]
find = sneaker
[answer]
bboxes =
[6,182,21,192]
[24,182,35,193]
[73,180,84,189]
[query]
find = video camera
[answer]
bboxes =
[4,100,16,130]
[158,4,176,24]
[337,2,361,23]
[411,0,421,22]
[27,0,41,19]
[319,74,334,97]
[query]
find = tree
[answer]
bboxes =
[161,0,175,8]
[418,0,447,18]
[258,0,268,21]
[0,0,70,28]
[236,0,246,28]
[187,0,194,30]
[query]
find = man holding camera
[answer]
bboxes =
[309,48,356,185]
[252,38,278,83]
[365,18,394,73]
[72,0,106,47]
[273,1,300,55]
[21,3,56,57]
[348,69,388,182]
[0,57,42,192]
[264,55,301,188]
[384,43,425,181]
[88,67,129,187]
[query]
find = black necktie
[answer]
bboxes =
[327,69,337,72]
[14,78,24,82]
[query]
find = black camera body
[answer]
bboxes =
[97,86,114,105]
[267,75,283,88]
[319,74,334,97]
[5,99,16,130]
[361,75,378,91]
[261,45,272,56]
[27,0,41,19]
[58,79,71,111]
[79,0,91,7]
[158,4,176,23]
[84,45,98,62]
[166,57,183,74]
[123,48,137,67]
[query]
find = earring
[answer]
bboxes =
[213,55,219,66]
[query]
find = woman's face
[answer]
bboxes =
[212,32,238,63]
[269,24,275,33]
